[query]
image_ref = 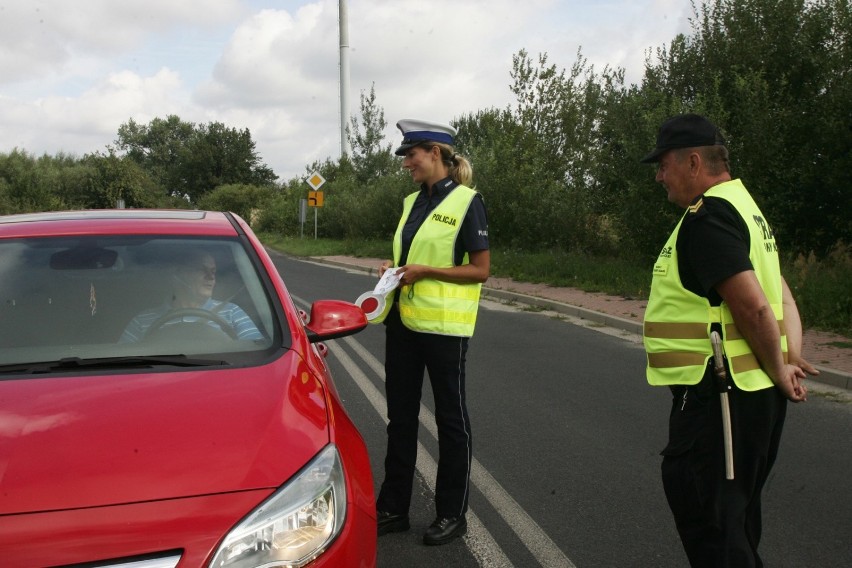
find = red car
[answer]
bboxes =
[0,210,376,568]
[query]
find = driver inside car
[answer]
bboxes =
[119,250,263,343]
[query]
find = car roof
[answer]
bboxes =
[0,210,240,238]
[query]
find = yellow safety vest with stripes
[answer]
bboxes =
[393,185,482,337]
[644,179,787,391]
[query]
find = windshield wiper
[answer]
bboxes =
[0,355,228,375]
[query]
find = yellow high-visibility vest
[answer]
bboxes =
[644,179,787,391]
[387,185,482,337]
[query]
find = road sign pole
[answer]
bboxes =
[299,199,307,239]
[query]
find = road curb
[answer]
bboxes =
[480,288,851,392]
[309,255,851,391]
[480,287,644,334]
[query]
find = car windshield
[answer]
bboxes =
[0,236,281,370]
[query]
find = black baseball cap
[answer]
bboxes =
[640,114,726,163]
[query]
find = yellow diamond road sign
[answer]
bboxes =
[306,172,326,190]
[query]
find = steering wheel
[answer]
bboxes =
[144,308,239,340]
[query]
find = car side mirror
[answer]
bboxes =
[305,300,368,343]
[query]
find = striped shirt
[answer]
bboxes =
[120,299,263,343]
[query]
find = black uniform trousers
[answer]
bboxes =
[376,306,473,519]
[662,368,787,568]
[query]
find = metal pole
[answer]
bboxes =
[339,0,351,157]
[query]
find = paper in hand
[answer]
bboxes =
[373,268,402,295]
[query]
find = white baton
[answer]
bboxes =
[710,331,734,480]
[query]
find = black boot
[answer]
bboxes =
[377,510,410,536]
[423,516,467,545]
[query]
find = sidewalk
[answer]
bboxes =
[312,255,851,391]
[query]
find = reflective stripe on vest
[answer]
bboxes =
[643,179,787,391]
[393,185,481,336]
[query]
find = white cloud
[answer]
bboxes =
[199,7,337,110]
[0,68,188,157]
[0,0,694,181]
[0,0,242,85]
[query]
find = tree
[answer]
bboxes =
[183,122,277,201]
[116,115,277,204]
[79,149,167,209]
[198,183,274,224]
[0,150,70,213]
[453,107,540,248]
[458,49,626,254]
[116,116,194,196]
[639,0,852,255]
[347,83,396,184]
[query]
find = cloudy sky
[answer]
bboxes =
[0,0,692,181]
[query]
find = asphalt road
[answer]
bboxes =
[269,250,852,568]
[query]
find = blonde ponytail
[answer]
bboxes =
[433,142,474,187]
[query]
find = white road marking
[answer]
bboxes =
[294,292,577,566]
[327,338,514,568]
[341,335,577,568]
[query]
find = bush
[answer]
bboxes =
[491,247,649,299]
[255,191,302,236]
[786,242,852,335]
[319,172,409,240]
[198,184,273,225]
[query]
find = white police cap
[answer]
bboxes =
[394,119,457,156]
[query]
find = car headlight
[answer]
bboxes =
[209,445,347,568]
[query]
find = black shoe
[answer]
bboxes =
[377,510,410,535]
[423,516,467,545]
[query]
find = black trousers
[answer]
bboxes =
[376,307,473,519]
[662,370,787,568]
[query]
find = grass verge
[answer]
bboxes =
[258,235,648,298]
[259,235,851,337]
[258,234,389,259]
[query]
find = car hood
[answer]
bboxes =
[0,349,330,515]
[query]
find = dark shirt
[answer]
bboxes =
[677,194,753,306]
[399,177,489,266]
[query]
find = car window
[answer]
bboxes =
[0,236,283,369]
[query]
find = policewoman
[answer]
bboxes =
[373,119,489,546]
[641,114,817,566]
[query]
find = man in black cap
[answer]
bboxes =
[641,114,817,566]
